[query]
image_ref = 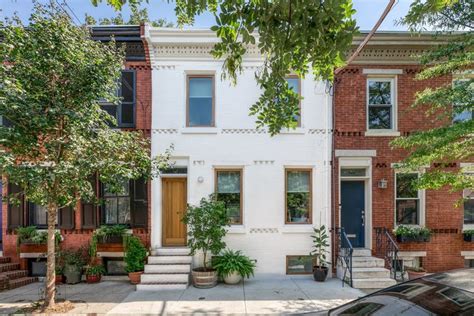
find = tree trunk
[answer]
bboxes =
[44,204,57,309]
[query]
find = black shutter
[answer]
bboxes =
[7,182,24,229]
[58,206,75,229]
[131,178,147,228]
[81,175,97,229]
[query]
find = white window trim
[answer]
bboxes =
[462,167,474,229]
[394,171,426,227]
[366,77,398,133]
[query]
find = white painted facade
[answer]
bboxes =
[145,27,333,275]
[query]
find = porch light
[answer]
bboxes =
[378,178,388,189]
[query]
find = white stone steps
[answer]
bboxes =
[351,277,397,289]
[144,264,191,274]
[351,267,391,279]
[136,283,188,291]
[148,256,192,265]
[141,273,189,284]
[348,256,385,268]
[151,248,190,256]
[352,248,372,257]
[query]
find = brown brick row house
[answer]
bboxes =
[1,25,153,276]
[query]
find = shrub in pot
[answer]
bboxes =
[213,249,256,285]
[85,263,106,283]
[124,236,147,284]
[405,266,427,280]
[182,195,230,288]
[463,230,474,242]
[311,225,330,282]
[393,225,431,243]
[55,251,65,284]
[63,248,86,284]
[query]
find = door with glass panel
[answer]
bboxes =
[162,178,187,246]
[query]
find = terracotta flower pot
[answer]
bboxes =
[55,275,64,284]
[192,268,217,288]
[128,271,143,285]
[86,274,102,283]
[407,270,426,280]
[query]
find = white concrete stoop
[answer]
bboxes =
[337,248,397,290]
[136,247,191,291]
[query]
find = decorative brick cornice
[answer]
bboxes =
[249,228,279,234]
[222,128,266,134]
[152,129,178,134]
[254,160,275,165]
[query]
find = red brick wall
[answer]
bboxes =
[1,26,153,263]
[333,65,474,273]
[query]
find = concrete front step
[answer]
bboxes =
[346,256,385,268]
[144,264,191,274]
[351,277,397,289]
[351,248,372,257]
[8,276,38,290]
[0,270,28,280]
[0,263,20,273]
[152,248,191,256]
[0,257,11,264]
[136,283,188,291]
[148,256,192,265]
[351,267,391,279]
[141,273,189,284]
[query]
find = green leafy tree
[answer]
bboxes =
[391,0,473,192]
[85,7,174,27]
[0,3,168,309]
[92,0,358,135]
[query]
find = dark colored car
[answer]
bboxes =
[309,269,474,315]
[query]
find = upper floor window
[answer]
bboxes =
[463,187,474,225]
[215,169,242,225]
[395,173,420,225]
[101,70,136,128]
[286,76,301,126]
[367,78,395,130]
[285,169,312,224]
[452,79,473,123]
[187,75,214,127]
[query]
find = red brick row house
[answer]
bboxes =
[333,32,474,285]
[1,25,153,278]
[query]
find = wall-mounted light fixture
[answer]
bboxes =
[378,178,388,189]
[197,176,204,183]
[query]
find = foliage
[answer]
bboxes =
[85,263,106,276]
[92,0,357,135]
[85,7,173,27]
[89,225,130,258]
[62,248,87,268]
[463,229,474,236]
[16,226,61,248]
[0,2,169,307]
[182,195,229,270]
[55,250,64,275]
[310,225,330,268]
[393,225,432,238]
[124,236,147,273]
[212,249,256,278]
[391,0,473,192]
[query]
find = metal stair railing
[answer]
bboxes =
[336,227,353,287]
[374,227,404,281]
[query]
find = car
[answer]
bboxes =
[306,268,474,315]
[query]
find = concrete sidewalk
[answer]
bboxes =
[107,276,364,315]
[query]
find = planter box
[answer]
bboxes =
[463,234,474,242]
[98,235,124,244]
[97,236,124,252]
[396,235,430,243]
[19,243,47,253]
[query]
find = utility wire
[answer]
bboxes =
[62,0,83,25]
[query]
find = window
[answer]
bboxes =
[452,79,473,123]
[367,78,395,130]
[286,76,301,126]
[102,180,131,225]
[286,169,312,224]
[463,188,474,224]
[286,255,313,275]
[28,204,59,228]
[187,75,214,127]
[215,169,242,225]
[100,70,136,128]
[395,173,420,225]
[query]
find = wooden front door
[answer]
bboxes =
[162,178,187,246]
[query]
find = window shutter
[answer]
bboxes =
[7,183,23,229]
[81,175,97,229]
[58,206,75,230]
[131,178,147,228]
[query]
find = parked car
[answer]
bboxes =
[307,269,474,315]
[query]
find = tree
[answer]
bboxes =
[391,0,473,192]
[85,7,174,27]
[0,3,168,309]
[92,0,358,135]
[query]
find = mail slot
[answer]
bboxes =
[347,234,356,238]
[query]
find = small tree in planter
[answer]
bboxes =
[463,230,474,242]
[124,236,147,284]
[310,225,330,282]
[182,195,229,288]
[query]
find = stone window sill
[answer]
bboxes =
[279,128,305,135]
[365,130,401,137]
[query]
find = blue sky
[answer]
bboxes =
[0,0,412,31]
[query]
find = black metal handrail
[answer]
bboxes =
[336,227,353,287]
[374,227,404,281]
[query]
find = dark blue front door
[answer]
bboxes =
[341,181,365,248]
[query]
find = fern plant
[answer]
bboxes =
[213,249,256,278]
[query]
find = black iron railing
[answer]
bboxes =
[374,227,404,281]
[336,227,353,287]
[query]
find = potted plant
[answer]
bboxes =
[124,236,147,284]
[287,193,309,223]
[63,248,86,284]
[311,225,330,282]
[213,249,256,285]
[463,229,474,242]
[85,263,106,283]
[16,226,62,253]
[182,195,230,288]
[393,225,432,243]
[55,250,65,284]
[92,225,129,253]
[405,266,427,280]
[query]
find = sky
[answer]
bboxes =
[0,0,413,31]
